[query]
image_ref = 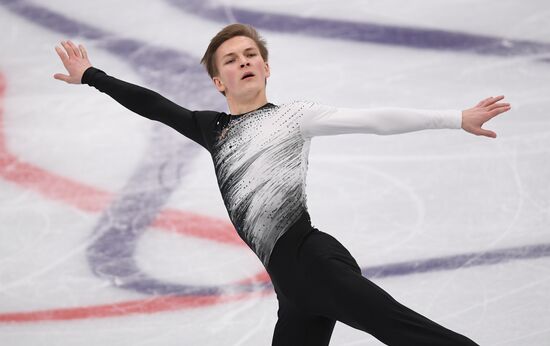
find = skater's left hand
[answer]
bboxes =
[461,95,511,138]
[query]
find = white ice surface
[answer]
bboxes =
[1,1,549,345]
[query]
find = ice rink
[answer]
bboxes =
[1,0,550,345]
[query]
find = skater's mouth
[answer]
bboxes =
[241,72,255,80]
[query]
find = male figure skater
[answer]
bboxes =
[54,23,510,345]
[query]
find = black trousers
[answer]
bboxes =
[266,218,479,346]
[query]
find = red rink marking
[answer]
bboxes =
[0,290,272,323]
[0,71,273,323]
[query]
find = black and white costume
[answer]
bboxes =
[82,66,478,345]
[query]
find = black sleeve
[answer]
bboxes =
[81,66,216,149]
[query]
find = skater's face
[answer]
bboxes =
[212,36,270,99]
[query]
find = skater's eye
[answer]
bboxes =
[225,59,235,64]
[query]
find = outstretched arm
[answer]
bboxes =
[300,97,510,138]
[53,40,205,144]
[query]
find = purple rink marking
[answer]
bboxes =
[169,0,550,60]
[2,0,550,297]
[364,242,550,279]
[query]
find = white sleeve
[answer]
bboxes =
[300,102,463,138]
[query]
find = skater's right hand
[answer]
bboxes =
[53,40,93,84]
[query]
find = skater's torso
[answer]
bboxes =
[209,102,315,267]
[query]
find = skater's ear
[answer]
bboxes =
[213,76,226,96]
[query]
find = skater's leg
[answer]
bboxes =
[271,283,336,346]
[299,231,479,346]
